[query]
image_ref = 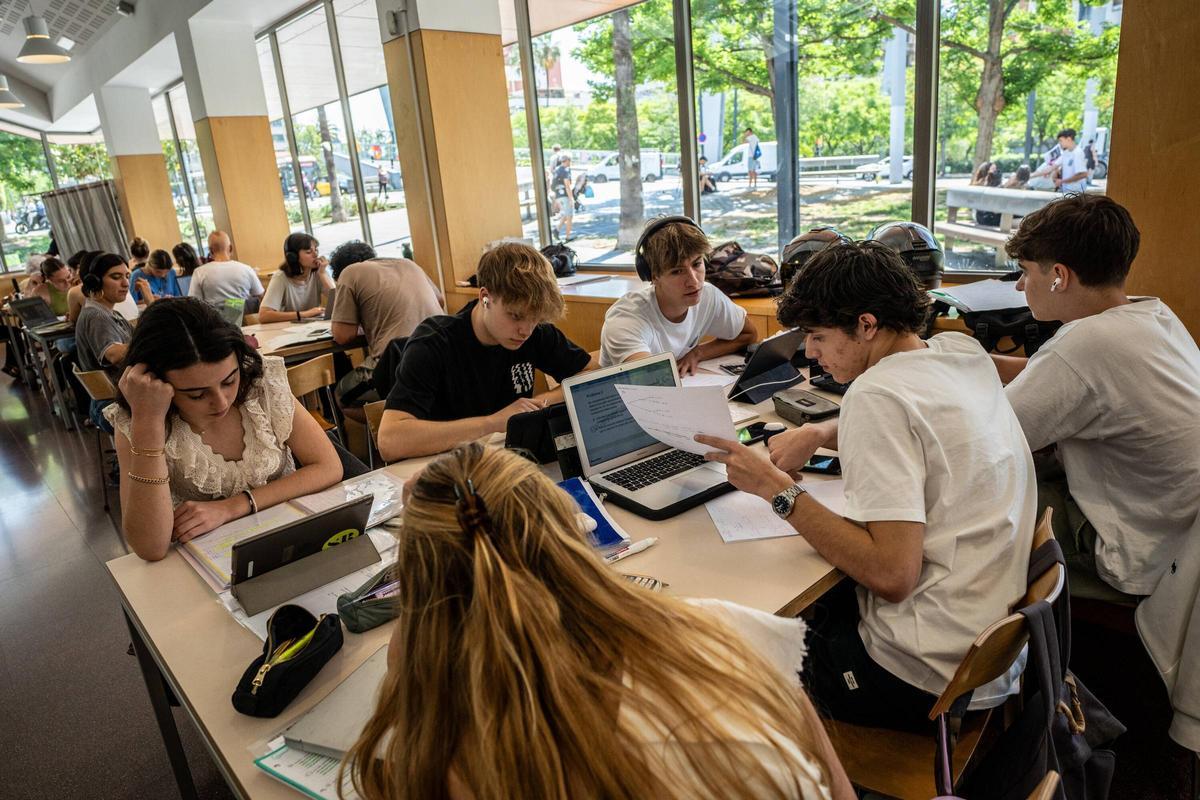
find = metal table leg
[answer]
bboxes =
[4,322,36,387]
[124,609,200,800]
[29,333,76,431]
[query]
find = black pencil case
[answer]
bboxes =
[231,604,343,718]
[336,563,400,634]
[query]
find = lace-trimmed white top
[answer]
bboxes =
[106,356,297,506]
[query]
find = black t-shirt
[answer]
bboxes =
[385,300,591,421]
[553,164,571,189]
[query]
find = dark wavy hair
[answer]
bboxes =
[329,240,376,281]
[113,297,264,417]
[282,232,319,277]
[776,241,931,335]
[1005,193,1139,288]
[82,253,129,297]
[173,242,202,276]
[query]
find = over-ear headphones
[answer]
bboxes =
[283,232,311,274]
[634,215,705,282]
[284,248,300,270]
[1050,277,1062,292]
[83,252,126,295]
[82,273,102,294]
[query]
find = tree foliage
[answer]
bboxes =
[0,132,52,203]
[50,142,111,184]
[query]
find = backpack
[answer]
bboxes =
[540,243,577,278]
[753,143,762,160]
[960,308,1062,357]
[705,241,781,298]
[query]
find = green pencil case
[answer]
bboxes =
[336,563,400,634]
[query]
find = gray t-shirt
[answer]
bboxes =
[76,298,133,374]
[262,269,325,314]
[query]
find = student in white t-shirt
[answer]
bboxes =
[698,242,1036,732]
[600,216,757,373]
[1053,128,1089,193]
[187,230,264,306]
[993,193,1200,597]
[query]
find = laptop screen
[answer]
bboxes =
[570,358,676,468]
[11,297,57,326]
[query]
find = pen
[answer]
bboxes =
[605,537,659,563]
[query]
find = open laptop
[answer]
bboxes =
[561,352,732,520]
[726,328,806,404]
[9,297,72,334]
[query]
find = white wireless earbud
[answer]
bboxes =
[1050,277,1062,292]
[482,297,490,307]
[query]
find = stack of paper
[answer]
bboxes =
[181,504,306,590]
[706,479,847,544]
[263,323,335,353]
[255,742,360,800]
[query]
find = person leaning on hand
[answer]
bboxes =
[106,298,343,561]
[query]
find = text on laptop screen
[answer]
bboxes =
[573,359,676,467]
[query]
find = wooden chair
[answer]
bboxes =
[286,353,345,445]
[826,509,1064,800]
[363,400,386,469]
[72,365,116,512]
[1027,770,1060,800]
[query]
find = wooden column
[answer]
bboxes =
[193,115,290,274]
[110,154,182,250]
[383,29,522,291]
[1107,0,1200,337]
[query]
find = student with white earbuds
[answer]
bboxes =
[377,242,598,461]
[994,194,1200,598]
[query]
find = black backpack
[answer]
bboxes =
[541,243,577,278]
[960,308,1062,356]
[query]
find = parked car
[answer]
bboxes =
[709,142,778,182]
[856,156,913,181]
[587,150,665,183]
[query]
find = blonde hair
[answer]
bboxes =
[476,242,565,321]
[643,220,711,279]
[345,444,833,800]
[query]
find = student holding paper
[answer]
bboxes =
[377,243,597,461]
[347,443,853,800]
[600,216,757,373]
[697,242,1036,732]
[106,298,343,561]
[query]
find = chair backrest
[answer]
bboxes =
[72,365,116,402]
[286,352,336,398]
[364,399,386,451]
[928,508,1063,719]
[1026,770,1060,800]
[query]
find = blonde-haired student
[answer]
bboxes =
[347,443,854,800]
[377,242,597,461]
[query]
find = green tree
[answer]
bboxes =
[613,8,644,249]
[0,132,50,202]
[316,106,347,224]
[876,0,1118,166]
[532,39,561,108]
[50,142,111,184]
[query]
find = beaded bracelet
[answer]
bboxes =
[127,472,170,485]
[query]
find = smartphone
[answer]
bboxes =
[801,455,841,475]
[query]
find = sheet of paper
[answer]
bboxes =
[255,743,360,800]
[727,403,759,425]
[292,472,406,529]
[224,529,398,640]
[682,372,737,389]
[614,384,737,456]
[706,491,799,543]
[182,503,305,588]
[929,279,1026,313]
[803,477,847,517]
[284,322,334,337]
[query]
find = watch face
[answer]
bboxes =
[772,494,790,516]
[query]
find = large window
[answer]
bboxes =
[46,132,111,188]
[165,85,214,251]
[529,0,683,266]
[934,0,1121,271]
[152,93,200,251]
[0,126,54,272]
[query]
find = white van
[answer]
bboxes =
[587,150,665,183]
[708,141,777,182]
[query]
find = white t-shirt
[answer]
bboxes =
[1006,298,1200,595]
[1058,146,1088,192]
[600,283,746,367]
[839,333,1036,702]
[621,599,831,800]
[188,260,265,304]
[261,269,324,313]
[746,134,760,162]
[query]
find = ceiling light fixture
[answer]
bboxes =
[0,76,25,109]
[17,3,71,65]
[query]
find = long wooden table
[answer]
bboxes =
[108,378,841,800]
[241,320,366,365]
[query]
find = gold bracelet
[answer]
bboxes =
[129,444,165,457]
[127,471,170,485]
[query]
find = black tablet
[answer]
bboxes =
[230,494,374,584]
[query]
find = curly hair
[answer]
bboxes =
[329,240,377,280]
[113,297,264,418]
[776,241,930,335]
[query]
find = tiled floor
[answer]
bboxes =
[0,366,1193,799]
[0,374,235,800]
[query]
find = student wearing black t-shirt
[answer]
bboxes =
[378,243,597,461]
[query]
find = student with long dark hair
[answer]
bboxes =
[173,242,202,277]
[106,297,343,561]
[259,232,334,323]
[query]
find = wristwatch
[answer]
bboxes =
[771,483,807,520]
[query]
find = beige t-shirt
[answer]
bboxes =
[331,258,443,359]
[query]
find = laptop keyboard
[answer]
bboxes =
[605,450,707,491]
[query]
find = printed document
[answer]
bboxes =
[614,384,736,456]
